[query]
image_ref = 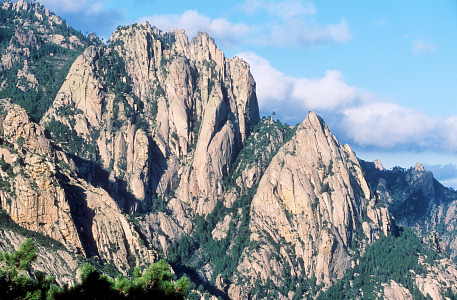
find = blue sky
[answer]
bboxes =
[37,0,457,188]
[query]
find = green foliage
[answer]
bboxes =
[0,43,80,122]
[0,239,54,300]
[0,154,14,177]
[150,99,158,116]
[0,238,37,271]
[98,49,131,94]
[168,186,257,284]
[319,228,440,299]
[54,259,189,299]
[359,160,455,228]
[58,160,70,171]
[0,239,189,299]
[17,136,25,148]
[45,120,96,160]
[167,118,297,293]
[320,182,332,195]
[225,117,296,188]
[154,84,165,98]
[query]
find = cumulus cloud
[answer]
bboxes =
[412,39,436,54]
[341,102,457,151]
[238,51,457,152]
[139,1,351,49]
[237,52,366,121]
[238,52,363,110]
[139,10,251,47]
[342,103,438,148]
[291,70,358,110]
[236,52,292,103]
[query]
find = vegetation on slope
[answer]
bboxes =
[167,117,296,295]
[0,239,189,300]
[318,227,456,299]
[360,160,457,263]
[0,4,92,121]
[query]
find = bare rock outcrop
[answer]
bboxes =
[41,23,259,255]
[0,102,156,273]
[363,159,457,262]
[383,281,413,300]
[233,112,393,297]
[0,0,87,71]
[0,229,79,286]
[415,256,457,299]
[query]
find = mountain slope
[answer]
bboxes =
[41,23,259,217]
[0,100,156,273]
[231,112,394,299]
[361,160,457,263]
[0,2,456,299]
[0,0,95,121]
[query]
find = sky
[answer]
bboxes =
[35,0,457,188]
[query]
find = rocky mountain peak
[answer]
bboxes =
[415,162,425,172]
[232,111,394,297]
[41,21,259,218]
[1,4,456,299]
[373,159,384,171]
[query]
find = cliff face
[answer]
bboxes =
[231,112,394,298]
[41,23,260,250]
[0,228,79,286]
[0,101,156,273]
[0,0,87,70]
[1,3,457,299]
[362,160,457,262]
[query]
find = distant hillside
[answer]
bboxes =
[361,159,457,263]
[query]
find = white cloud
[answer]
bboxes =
[139,10,251,47]
[237,52,365,121]
[413,39,436,54]
[139,1,351,49]
[291,70,358,110]
[342,103,457,151]
[239,51,457,153]
[342,103,437,148]
[236,52,292,103]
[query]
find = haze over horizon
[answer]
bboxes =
[31,0,457,188]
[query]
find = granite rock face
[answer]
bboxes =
[41,23,260,254]
[0,0,87,71]
[1,4,457,298]
[361,159,457,262]
[232,112,394,297]
[0,101,156,274]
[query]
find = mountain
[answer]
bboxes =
[361,160,457,263]
[0,1,456,299]
[0,0,97,122]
